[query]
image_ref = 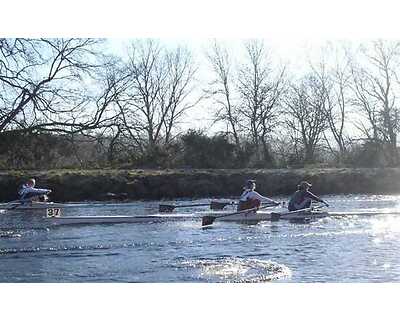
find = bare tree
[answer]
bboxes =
[310,45,352,163]
[237,40,286,164]
[0,38,108,134]
[350,40,400,166]
[285,74,329,163]
[161,46,199,144]
[115,39,198,153]
[206,40,240,146]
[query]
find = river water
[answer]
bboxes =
[1,194,400,282]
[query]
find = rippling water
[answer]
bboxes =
[1,194,400,282]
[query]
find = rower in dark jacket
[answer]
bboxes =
[288,181,329,211]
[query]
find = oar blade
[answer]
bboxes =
[159,204,175,212]
[201,216,216,226]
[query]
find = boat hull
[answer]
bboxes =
[0,202,66,211]
[45,214,197,225]
[277,209,329,221]
[45,208,329,226]
[0,202,147,214]
[202,208,329,222]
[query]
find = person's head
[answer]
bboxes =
[298,181,312,191]
[244,179,256,190]
[26,178,36,187]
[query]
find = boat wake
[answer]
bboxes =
[181,257,291,283]
[0,230,22,238]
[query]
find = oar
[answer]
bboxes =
[159,203,211,212]
[270,203,327,221]
[210,200,285,210]
[201,203,280,227]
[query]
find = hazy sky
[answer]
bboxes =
[3,0,400,136]
[3,1,400,38]
[105,37,350,133]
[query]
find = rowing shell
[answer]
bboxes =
[45,208,329,226]
[201,208,329,222]
[0,201,149,213]
[0,202,66,211]
[44,214,198,225]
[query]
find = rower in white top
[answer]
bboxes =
[237,179,280,212]
[18,178,52,204]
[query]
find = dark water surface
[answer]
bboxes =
[1,194,400,282]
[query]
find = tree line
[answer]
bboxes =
[1,38,400,169]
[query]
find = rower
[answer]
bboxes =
[287,181,329,212]
[237,180,279,212]
[18,178,52,204]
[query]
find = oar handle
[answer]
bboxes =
[210,200,282,210]
[232,203,279,216]
[202,202,280,226]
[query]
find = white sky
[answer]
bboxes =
[105,37,359,134]
[4,0,400,38]
[2,0,400,136]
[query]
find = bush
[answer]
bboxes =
[346,141,385,168]
[181,130,237,168]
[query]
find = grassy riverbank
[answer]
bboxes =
[0,168,399,202]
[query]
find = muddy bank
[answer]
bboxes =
[0,168,399,202]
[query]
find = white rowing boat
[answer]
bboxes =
[0,201,65,211]
[0,201,149,213]
[201,208,329,223]
[43,207,329,226]
[11,207,400,227]
[44,213,197,226]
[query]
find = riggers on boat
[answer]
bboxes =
[271,208,329,221]
[0,200,329,225]
[45,211,329,226]
[200,207,329,223]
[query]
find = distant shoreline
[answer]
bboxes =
[0,168,399,202]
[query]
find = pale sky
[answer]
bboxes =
[3,0,400,137]
[105,38,359,134]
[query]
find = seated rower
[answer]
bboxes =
[237,179,279,212]
[18,178,52,204]
[288,181,329,212]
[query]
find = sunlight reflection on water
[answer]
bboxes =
[2,194,400,282]
[181,257,292,283]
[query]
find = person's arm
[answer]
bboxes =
[31,187,51,195]
[239,190,249,201]
[23,187,52,199]
[250,191,280,205]
[306,191,329,206]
